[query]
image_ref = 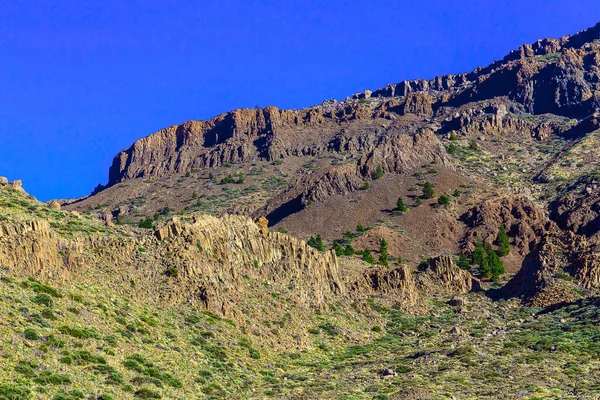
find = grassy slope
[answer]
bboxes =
[1,274,600,400]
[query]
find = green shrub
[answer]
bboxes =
[318,322,338,336]
[249,348,261,359]
[138,217,154,229]
[31,293,53,307]
[332,241,344,256]
[29,280,62,298]
[0,384,31,400]
[343,244,355,256]
[14,361,37,377]
[23,328,40,340]
[133,388,161,399]
[438,195,451,206]
[58,326,100,339]
[33,371,71,385]
[361,250,375,264]
[374,165,384,180]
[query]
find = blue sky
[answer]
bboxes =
[1,0,598,200]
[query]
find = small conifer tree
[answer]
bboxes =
[343,244,355,256]
[457,254,470,270]
[396,197,407,212]
[378,239,389,267]
[362,250,375,264]
[422,181,435,199]
[496,224,510,257]
[332,241,344,257]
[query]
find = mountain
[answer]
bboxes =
[63,22,600,302]
[2,22,600,399]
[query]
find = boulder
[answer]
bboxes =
[448,296,467,307]
[47,200,61,210]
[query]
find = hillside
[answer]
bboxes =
[3,181,600,399]
[3,21,600,399]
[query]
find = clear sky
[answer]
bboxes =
[1,1,598,201]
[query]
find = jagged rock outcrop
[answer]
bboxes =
[154,214,343,311]
[502,227,600,306]
[0,220,75,281]
[0,183,345,318]
[0,177,26,193]
[460,196,548,256]
[417,255,481,295]
[403,92,434,116]
[550,174,600,242]
[350,265,419,308]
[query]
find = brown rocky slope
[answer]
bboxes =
[61,22,600,307]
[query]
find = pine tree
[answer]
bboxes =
[374,166,384,180]
[362,250,375,264]
[396,197,407,212]
[488,246,505,281]
[472,239,492,278]
[332,241,344,257]
[480,242,496,279]
[472,238,485,266]
[343,244,355,256]
[315,235,324,252]
[496,224,510,257]
[357,224,366,233]
[479,253,491,279]
[457,254,470,270]
[422,181,435,199]
[378,239,389,267]
[308,235,324,251]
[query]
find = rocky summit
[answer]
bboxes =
[3,22,600,400]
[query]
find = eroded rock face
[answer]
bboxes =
[550,174,600,242]
[154,214,343,311]
[417,255,481,295]
[460,196,548,257]
[350,265,419,308]
[0,206,344,318]
[254,129,448,224]
[502,228,600,307]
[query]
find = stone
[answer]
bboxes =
[380,368,396,379]
[47,200,61,210]
[256,216,269,233]
[0,177,7,185]
[8,180,25,193]
[450,326,462,335]
[448,296,467,307]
